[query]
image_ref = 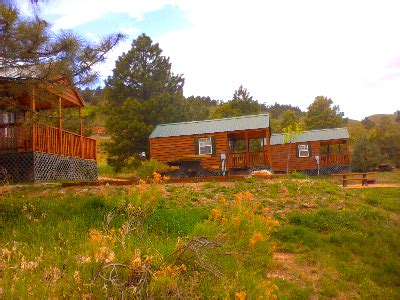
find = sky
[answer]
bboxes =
[20,0,400,120]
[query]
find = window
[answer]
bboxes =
[0,112,16,125]
[298,144,309,157]
[199,137,213,155]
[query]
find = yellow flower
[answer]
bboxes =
[249,231,264,247]
[211,209,221,222]
[262,207,270,213]
[235,290,247,300]
[95,246,115,263]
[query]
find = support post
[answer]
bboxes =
[266,129,272,168]
[79,107,83,158]
[30,89,36,151]
[245,131,250,167]
[58,97,63,155]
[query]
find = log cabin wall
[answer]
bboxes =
[269,141,320,172]
[150,132,229,170]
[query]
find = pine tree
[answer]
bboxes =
[0,2,123,108]
[304,96,346,130]
[104,34,186,170]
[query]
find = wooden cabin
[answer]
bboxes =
[150,114,272,176]
[149,114,350,176]
[268,128,350,174]
[0,77,97,182]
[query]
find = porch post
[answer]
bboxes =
[266,129,272,168]
[245,131,250,167]
[263,130,267,165]
[30,89,36,151]
[79,107,83,158]
[58,97,63,155]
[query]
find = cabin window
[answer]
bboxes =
[298,144,310,157]
[0,112,16,125]
[199,137,213,155]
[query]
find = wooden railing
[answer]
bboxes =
[231,152,247,168]
[230,151,267,168]
[0,124,96,160]
[320,154,349,166]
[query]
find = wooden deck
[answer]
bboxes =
[0,124,96,160]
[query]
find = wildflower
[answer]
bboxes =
[249,231,264,247]
[262,207,270,213]
[89,229,103,244]
[218,195,227,205]
[244,191,253,201]
[211,209,221,222]
[95,246,115,263]
[235,290,247,300]
[20,256,39,271]
[73,271,81,283]
[269,242,277,252]
[1,248,11,261]
[221,217,227,224]
[76,255,91,264]
[232,216,241,226]
[129,249,142,270]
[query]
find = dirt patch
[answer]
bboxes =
[268,252,321,291]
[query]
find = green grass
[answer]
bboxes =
[0,177,399,298]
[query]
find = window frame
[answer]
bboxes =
[298,144,310,158]
[198,136,213,155]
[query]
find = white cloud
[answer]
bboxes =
[154,0,400,119]
[21,0,400,119]
[37,0,187,30]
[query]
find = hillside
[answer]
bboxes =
[1,173,399,298]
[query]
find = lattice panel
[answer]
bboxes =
[33,153,98,181]
[0,153,34,182]
[0,152,97,182]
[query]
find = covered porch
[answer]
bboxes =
[227,128,271,169]
[319,139,350,167]
[0,80,96,161]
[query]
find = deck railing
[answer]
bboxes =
[230,151,267,168]
[0,124,96,160]
[320,154,349,167]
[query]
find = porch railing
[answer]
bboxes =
[0,124,96,160]
[230,151,267,168]
[320,154,349,167]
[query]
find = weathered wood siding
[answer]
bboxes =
[150,132,229,170]
[269,141,320,172]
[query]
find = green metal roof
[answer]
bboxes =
[269,127,349,145]
[150,114,270,138]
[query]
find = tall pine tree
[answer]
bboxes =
[104,34,186,170]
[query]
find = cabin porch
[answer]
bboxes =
[227,129,271,169]
[0,123,96,160]
[319,140,350,168]
[0,78,98,182]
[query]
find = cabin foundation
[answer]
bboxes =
[0,152,97,182]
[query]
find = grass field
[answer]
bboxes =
[0,172,399,298]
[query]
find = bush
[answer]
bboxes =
[136,159,168,180]
[351,136,383,171]
[288,171,307,179]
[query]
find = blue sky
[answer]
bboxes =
[20,0,400,120]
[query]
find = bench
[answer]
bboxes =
[333,172,377,187]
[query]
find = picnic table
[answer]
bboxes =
[333,172,377,187]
